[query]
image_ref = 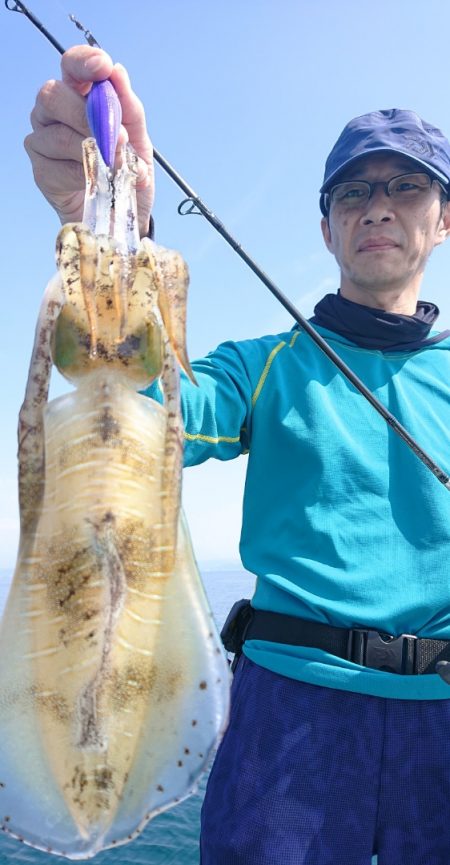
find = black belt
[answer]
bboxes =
[221,600,450,676]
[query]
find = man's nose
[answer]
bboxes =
[360,185,395,224]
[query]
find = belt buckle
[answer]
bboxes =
[348,629,417,674]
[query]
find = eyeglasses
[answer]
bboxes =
[324,172,446,212]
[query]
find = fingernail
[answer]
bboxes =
[84,55,106,75]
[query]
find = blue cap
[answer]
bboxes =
[320,109,450,215]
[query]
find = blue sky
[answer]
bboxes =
[2,0,450,570]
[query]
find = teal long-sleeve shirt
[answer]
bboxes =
[145,324,450,699]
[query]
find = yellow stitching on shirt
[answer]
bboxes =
[184,339,296,445]
[184,432,241,444]
[252,340,286,407]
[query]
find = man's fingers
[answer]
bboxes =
[31,80,90,137]
[61,46,114,95]
[27,98,152,199]
[27,121,86,163]
[109,64,153,166]
[36,50,153,171]
[110,63,154,213]
[23,143,85,195]
[25,45,154,233]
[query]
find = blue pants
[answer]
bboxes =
[201,655,450,864]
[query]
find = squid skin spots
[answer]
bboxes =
[97,407,120,443]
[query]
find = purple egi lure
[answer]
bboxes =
[86,79,122,170]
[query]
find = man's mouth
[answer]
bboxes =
[358,238,399,252]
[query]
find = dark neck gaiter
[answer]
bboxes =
[310,291,449,352]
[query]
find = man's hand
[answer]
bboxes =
[24,45,154,238]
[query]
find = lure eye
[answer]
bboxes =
[86,79,122,170]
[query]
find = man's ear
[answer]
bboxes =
[321,216,333,252]
[435,201,450,248]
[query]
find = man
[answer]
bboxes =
[26,45,450,865]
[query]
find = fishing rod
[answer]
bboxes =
[5,0,450,491]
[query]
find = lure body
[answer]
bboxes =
[0,139,230,859]
[86,80,122,170]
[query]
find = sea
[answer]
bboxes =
[0,567,378,865]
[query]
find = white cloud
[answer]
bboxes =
[295,276,338,316]
[269,274,339,333]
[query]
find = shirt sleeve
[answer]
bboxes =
[142,339,255,467]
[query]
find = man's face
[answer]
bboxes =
[321,153,450,308]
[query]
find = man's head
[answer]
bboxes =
[320,110,450,311]
[320,109,450,217]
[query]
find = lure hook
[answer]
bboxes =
[68,15,100,49]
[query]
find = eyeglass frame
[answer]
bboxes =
[321,171,448,215]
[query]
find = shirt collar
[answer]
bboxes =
[310,291,448,351]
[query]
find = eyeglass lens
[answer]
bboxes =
[329,173,433,208]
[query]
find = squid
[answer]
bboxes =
[0,81,230,859]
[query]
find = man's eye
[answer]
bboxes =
[331,183,368,205]
[337,186,365,200]
[394,181,419,193]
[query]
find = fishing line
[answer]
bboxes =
[5,0,450,491]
